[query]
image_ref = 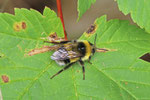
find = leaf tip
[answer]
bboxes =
[45,6,49,9]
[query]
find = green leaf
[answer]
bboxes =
[115,0,150,34]
[80,15,150,99]
[77,0,96,21]
[0,7,64,100]
[0,7,150,100]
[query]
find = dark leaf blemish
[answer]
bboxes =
[21,22,27,29]
[86,24,97,34]
[1,75,9,83]
[13,21,27,31]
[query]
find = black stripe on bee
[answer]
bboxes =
[77,42,86,57]
[64,59,70,64]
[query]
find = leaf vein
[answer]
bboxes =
[93,66,138,100]
[17,63,52,100]
[71,68,79,100]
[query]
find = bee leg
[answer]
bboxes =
[88,56,92,64]
[44,41,71,44]
[79,60,85,80]
[50,62,75,79]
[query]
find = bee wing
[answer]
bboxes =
[68,51,82,59]
[51,48,82,60]
[28,45,60,56]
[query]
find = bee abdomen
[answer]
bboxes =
[55,60,65,66]
[54,59,70,66]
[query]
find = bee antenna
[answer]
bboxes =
[94,34,97,47]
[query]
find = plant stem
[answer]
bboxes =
[56,0,67,40]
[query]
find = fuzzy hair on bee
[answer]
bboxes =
[49,40,95,80]
[51,40,95,65]
[44,34,108,80]
[28,34,109,80]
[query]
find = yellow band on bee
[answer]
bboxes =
[81,40,91,61]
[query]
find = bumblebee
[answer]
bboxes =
[43,34,107,80]
[28,34,108,80]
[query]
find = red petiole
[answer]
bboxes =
[56,0,68,40]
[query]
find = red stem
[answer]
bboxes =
[56,0,67,40]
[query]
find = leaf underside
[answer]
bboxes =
[77,0,96,21]
[116,0,150,34]
[0,8,150,100]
